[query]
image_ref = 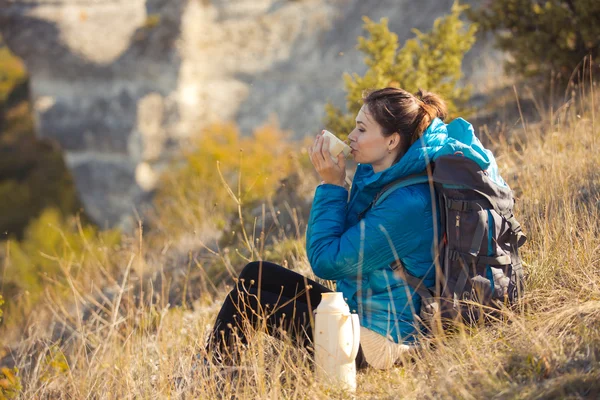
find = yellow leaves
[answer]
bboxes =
[0,39,28,104]
[39,347,69,383]
[154,119,296,237]
[0,367,21,399]
[0,369,15,386]
[143,14,161,29]
[565,32,577,51]
[186,121,293,202]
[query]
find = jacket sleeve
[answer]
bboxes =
[306,184,427,280]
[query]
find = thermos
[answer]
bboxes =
[314,292,361,392]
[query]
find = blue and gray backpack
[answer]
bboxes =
[367,155,527,327]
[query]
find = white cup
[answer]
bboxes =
[322,130,351,163]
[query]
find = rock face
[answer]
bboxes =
[0,0,495,228]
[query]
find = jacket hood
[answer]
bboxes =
[354,117,507,189]
[433,118,507,187]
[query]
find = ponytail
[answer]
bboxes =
[411,89,448,145]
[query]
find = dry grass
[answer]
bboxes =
[1,87,600,399]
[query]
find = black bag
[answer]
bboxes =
[363,155,527,327]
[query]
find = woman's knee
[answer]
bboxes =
[239,261,259,281]
[238,260,280,281]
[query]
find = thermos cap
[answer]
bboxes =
[316,292,350,314]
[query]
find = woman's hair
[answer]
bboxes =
[362,87,447,160]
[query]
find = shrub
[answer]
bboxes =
[0,366,21,399]
[325,1,477,138]
[153,120,296,239]
[0,37,27,106]
[0,132,82,238]
[1,34,83,238]
[469,0,600,87]
[0,208,121,327]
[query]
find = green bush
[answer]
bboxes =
[469,0,600,86]
[0,209,121,327]
[325,1,477,138]
[0,134,82,238]
[0,35,83,238]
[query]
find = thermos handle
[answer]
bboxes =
[348,313,360,362]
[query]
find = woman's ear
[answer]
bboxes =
[389,132,401,151]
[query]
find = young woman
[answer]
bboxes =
[206,87,490,369]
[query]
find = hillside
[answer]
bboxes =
[1,87,598,398]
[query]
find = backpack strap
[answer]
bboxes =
[449,250,512,266]
[469,208,488,257]
[357,171,431,220]
[390,259,435,301]
[356,171,434,301]
[446,198,491,212]
[471,189,526,246]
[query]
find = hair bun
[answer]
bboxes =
[416,89,448,121]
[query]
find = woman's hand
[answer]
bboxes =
[308,132,346,187]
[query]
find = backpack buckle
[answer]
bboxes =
[512,231,527,247]
[447,199,471,212]
[448,250,461,261]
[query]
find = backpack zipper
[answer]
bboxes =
[455,214,461,243]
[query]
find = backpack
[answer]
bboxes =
[364,155,527,327]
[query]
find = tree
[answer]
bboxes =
[469,0,600,87]
[0,35,83,238]
[325,1,477,138]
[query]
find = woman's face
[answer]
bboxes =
[348,105,400,172]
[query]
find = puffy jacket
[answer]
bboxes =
[306,117,503,343]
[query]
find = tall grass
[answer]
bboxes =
[1,86,599,399]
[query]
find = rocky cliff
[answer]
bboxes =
[0,0,496,228]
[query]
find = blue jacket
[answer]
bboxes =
[306,117,503,343]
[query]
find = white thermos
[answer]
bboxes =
[314,292,361,392]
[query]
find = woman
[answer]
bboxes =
[206,87,484,369]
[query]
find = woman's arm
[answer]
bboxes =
[306,184,428,281]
